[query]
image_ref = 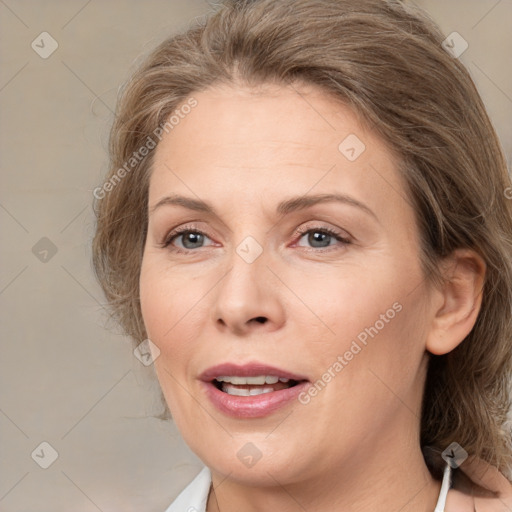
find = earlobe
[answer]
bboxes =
[425,249,486,356]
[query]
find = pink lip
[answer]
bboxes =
[199,362,308,382]
[199,362,310,419]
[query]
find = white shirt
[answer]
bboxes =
[165,467,211,512]
[165,464,452,512]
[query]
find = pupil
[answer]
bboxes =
[183,232,203,248]
[309,231,330,248]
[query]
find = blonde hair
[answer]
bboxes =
[92,0,512,477]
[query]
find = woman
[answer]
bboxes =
[92,0,512,510]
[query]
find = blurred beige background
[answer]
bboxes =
[0,1,510,511]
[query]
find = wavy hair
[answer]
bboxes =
[92,0,512,478]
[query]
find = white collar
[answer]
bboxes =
[165,466,211,512]
[434,462,452,512]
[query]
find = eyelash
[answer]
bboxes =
[161,224,351,254]
[293,226,351,250]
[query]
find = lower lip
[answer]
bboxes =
[201,381,310,418]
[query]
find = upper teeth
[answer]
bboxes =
[215,375,290,385]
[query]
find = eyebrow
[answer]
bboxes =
[150,193,377,220]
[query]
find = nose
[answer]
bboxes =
[212,244,286,336]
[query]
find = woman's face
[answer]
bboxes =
[140,83,436,486]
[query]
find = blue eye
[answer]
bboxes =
[296,227,351,249]
[162,225,351,253]
[164,229,213,251]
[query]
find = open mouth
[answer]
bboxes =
[213,375,301,396]
[201,365,310,417]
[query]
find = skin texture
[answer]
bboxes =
[139,83,485,511]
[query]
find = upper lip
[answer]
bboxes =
[199,362,309,382]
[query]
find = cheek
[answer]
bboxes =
[309,271,402,348]
[310,263,428,391]
[140,259,201,344]
[139,259,215,408]
[139,263,201,424]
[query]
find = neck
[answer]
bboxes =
[207,429,441,512]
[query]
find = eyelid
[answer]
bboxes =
[160,222,215,249]
[292,222,352,243]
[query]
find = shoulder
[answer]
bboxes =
[446,456,512,512]
[164,467,211,512]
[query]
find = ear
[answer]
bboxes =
[426,249,486,356]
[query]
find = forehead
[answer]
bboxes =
[153,82,374,169]
[148,83,411,226]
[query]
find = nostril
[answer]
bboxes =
[254,316,267,324]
